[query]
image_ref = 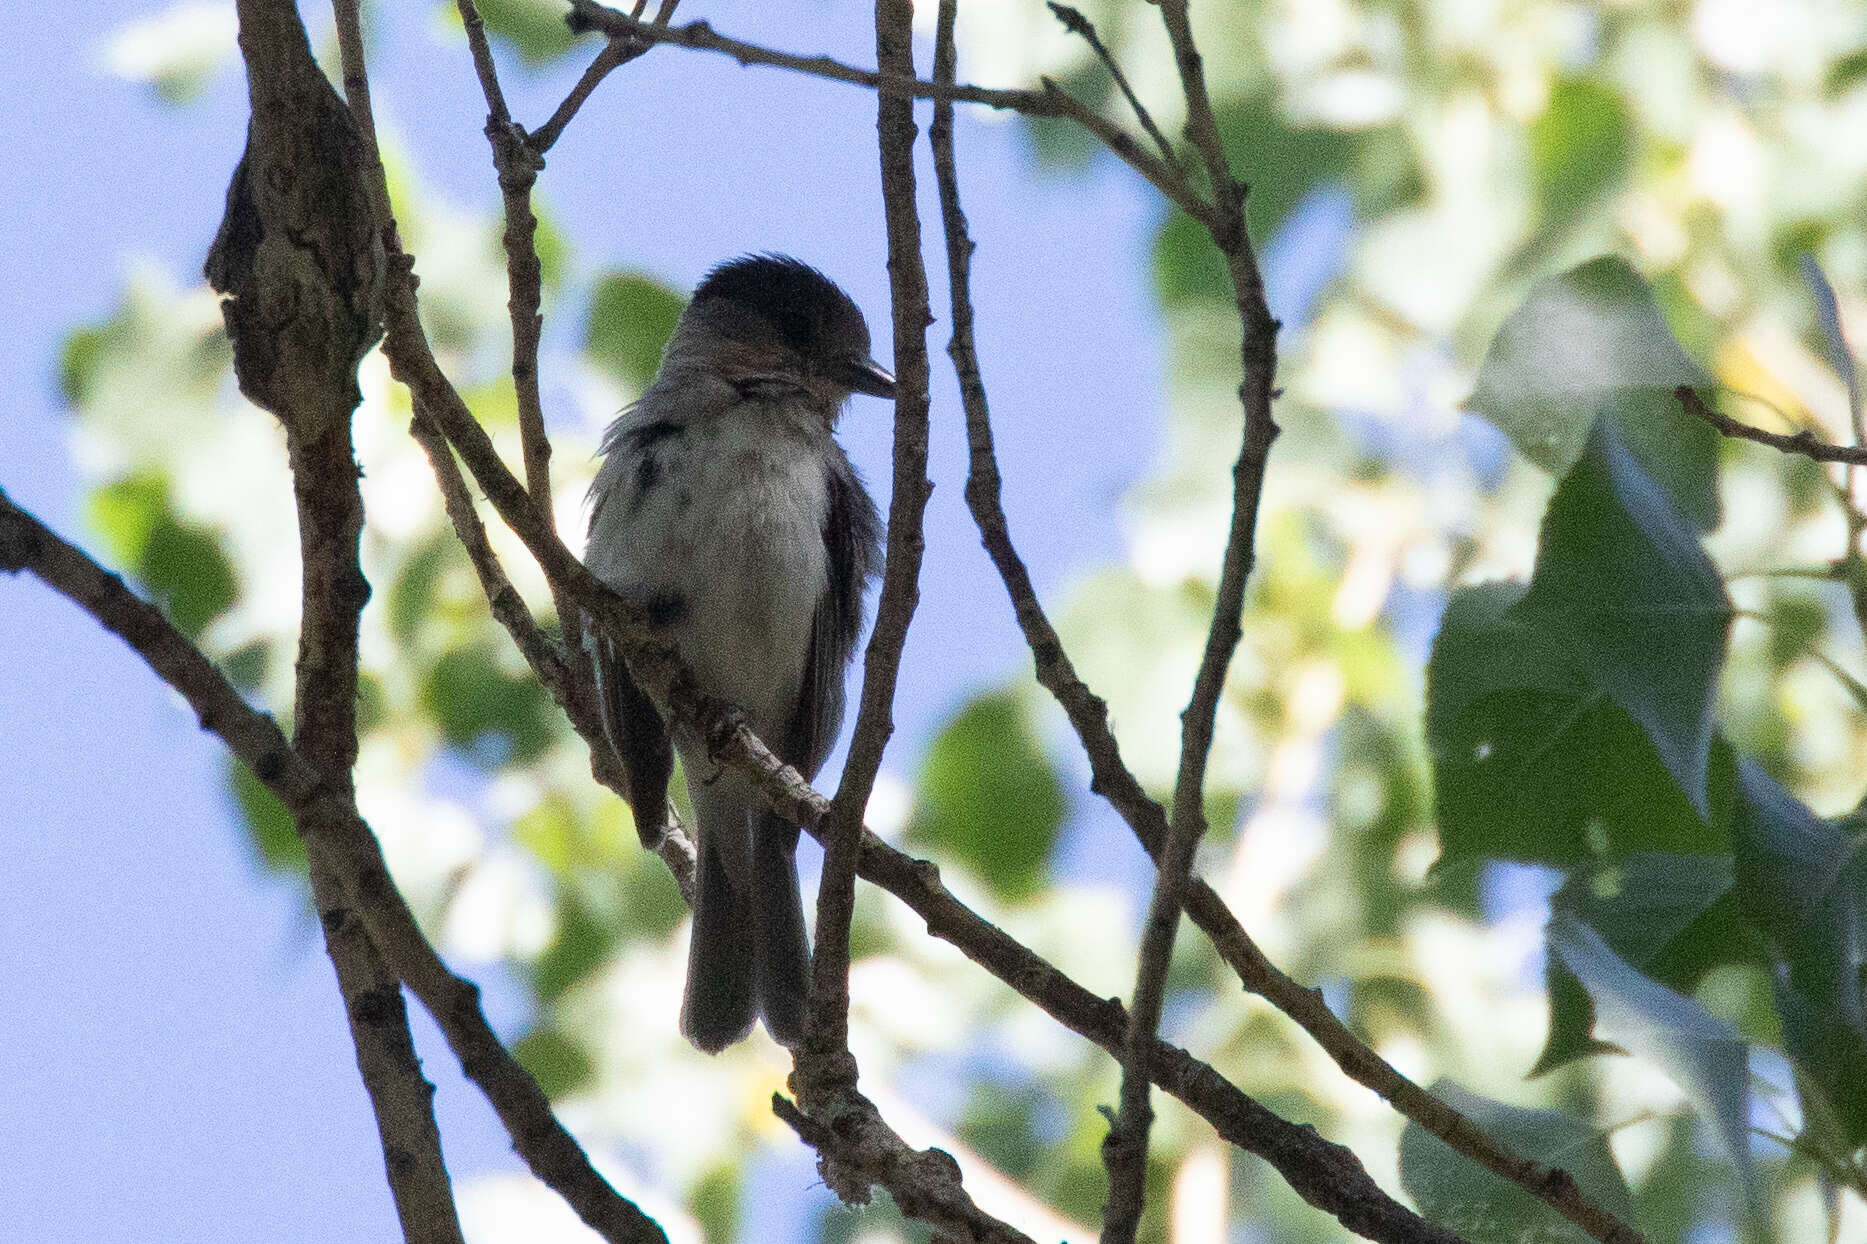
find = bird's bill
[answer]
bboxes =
[840,355,897,399]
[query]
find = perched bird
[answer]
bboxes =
[585,254,890,1052]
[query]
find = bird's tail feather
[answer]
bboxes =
[751,812,812,1047]
[681,828,758,1053]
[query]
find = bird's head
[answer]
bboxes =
[675,254,895,418]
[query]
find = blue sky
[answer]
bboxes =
[0,2,1173,1239]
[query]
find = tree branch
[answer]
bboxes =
[1045,3,1178,173]
[773,1094,1036,1244]
[1098,2,1279,1234]
[212,2,460,1237]
[0,490,671,1244]
[560,0,1214,228]
[1677,384,1867,465]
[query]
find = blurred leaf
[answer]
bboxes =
[1549,913,1755,1198]
[907,691,1066,902]
[1799,256,1861,427]
[421,642,557,765]
[99,1,238,104]
[471,0,576,66]
[1466,257,1718,529]
[386,533,449,644]
[228,757,305,875]
[1153,95,1356,305]
[531,889,620,1003]
[1731,763,1867,1144]
[532,202,570,293]
[142,516,237,637]
[1555,852,1735,970]
[87,473,237,638]
[86,473,167,566]
[1533,954,1621,1075]
[586,272,685,392]
[1824,47,1867,97]
[688,1161,740,1244]
[1530,78,1631,224]
[511,1025,592,1099]
[1427,583,1728,868]
[1399,1080,1636,1244]
[1512,418,1732,813]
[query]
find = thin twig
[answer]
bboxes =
[560,0,1214,228]
[799,0,936,1079]
[456,0,553,516]
[1045,3,1179,172]
[1677,384,1867,465]
[532,1,680,153]
[1099,2,1277,1235]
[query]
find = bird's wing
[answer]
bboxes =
[781,448,883,781]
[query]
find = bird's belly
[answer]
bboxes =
[658,444,828,733]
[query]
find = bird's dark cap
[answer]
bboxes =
[692,253,869,358]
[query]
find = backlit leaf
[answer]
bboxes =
[908,691,1067,903]
[1400,1080,1635,1244]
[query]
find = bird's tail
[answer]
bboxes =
[681,823,758,1053]
[680,791,813,1053]
[750,811,812,1047]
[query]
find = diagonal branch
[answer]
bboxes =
[1677,384,1867,465]
[532,0,679,153]
[1046,2,1178,172]
[560,0,1214,228]
[0,489,667,1244]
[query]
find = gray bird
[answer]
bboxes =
[585,254,890,1052]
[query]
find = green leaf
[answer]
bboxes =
[907,691,1067,903]
[421,642,558,765]
[87,473,237,638]
[1427,583,1727,868]
[1399,1080,1636,1244]
[1538,852,1742,1074]
[1731,763,1867,1144]
[1466,257,1718,529]
[1549,913,1755,1198]
[1556,853,1736,971]
[141,517,238,638]
[531,889,621,1003]
[585,272,685,392]
[1511,417,1732,814]
[1530,78,1632,223]
[228,757,305,875]
[510,1026,592,1099]
[688,1161,741,1244]
[470,0,577,66]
